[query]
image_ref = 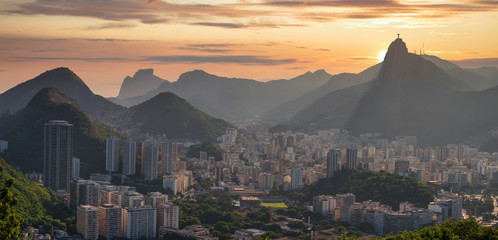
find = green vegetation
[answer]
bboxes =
[0,178,23,240]
[463,194,494,217]
[261,202,288,208]
[130,92,232,142]
[0,88,122,177]
[380,219,498,240]
[288,170,433,210]
[186,142,223,161]
[0,157,75,232]
[175,194,311,240]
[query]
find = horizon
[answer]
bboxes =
[1,0,497,97]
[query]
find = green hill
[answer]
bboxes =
[292,170,433,210]
[0,87,122,177]
[129,92,232,142]
[380,219,498,239]
[0,157,73,230]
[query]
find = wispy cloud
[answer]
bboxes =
[350,57,378,61]
[144,55,298,65]
[0,70,5,72]
[3,0,496,29]
[178,43,243,53]
[84,22,136,30]
[11,54,298,66]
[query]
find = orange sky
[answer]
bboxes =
[0,0,497,97]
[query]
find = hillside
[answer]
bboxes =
[381,219,498,239]
[0,87,122,177]
[278,38,498,147]
[264,63,381,121]
[0,157,74,229]
[0,67,124,122]
[292,170,434,211]
[128,91,232,142]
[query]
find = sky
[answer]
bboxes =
[0,0,497,97]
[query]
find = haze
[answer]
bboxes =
[0,0,497,96]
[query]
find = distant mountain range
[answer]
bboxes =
[2,38,498,152]
[111,68,333,120]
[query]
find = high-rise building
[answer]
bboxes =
[121,206,157,239]
[72,157,80,180]
[70,179,100,209]
[106,136,120,172]
[0,140,8,153]
[163,177,178,195]
[121,191,144,208]
[157,203,179,230]
[44,120,73,192]
[435,147,450,162]
[327,150,340,178]
[142,141,158,181]
[346,149,358,171]
[457,145,465,162]
[98,204,121,239]
[258,173,274,191]
[291,168,303,190]
[160,141,177,175]
[123,139,137,175]
[145,192,168,209]
[77,205,99,240]
[395,160,410,174]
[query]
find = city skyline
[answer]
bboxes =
[0,0,497,96]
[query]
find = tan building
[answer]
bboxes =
[77,205,99,240]
[98,204,121,239]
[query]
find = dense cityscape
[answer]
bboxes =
[1,1,498,238]
[2,113,498,239]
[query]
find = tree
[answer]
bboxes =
[0,178,23,240]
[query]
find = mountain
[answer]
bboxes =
[263,63,382,121]
[0,157,74,229]
[0,87,122,177]
[126,92,232,142]
[468,67,498,85]
[422,55,498,91]
[116,68,169,99]
[280,37,498,147]
[112,69,332,120]
[0,67,124,122]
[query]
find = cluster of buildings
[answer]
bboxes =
[312,192,462,236]
[185,126,498,199]
[74,187,179,240]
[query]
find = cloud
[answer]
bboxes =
[84,22,136,30]
[5,0,495,30]
[13,56,132,62]
[350,57,378,61]
[450,58,498,68]
[144,55,298,65]
[11,54,298,66]
[178,43,243,53]
[145,0,161,5]
[0,70,5,72]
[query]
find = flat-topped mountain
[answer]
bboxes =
[117,68,169,99]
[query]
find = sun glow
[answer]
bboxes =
[377,50,387,62]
